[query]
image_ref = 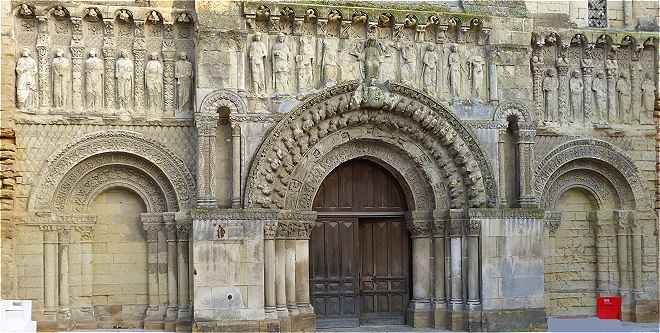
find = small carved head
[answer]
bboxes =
[148,11,160,22]
[571,70,581,78]
[449,43,458,52]
[119,49,128,58]
[88,48,97,57]
[177,12,191,23]
[53,6,67,18]
[19,4,33,17]
[85,7,99,20]
[426,44,435,51]
[54,48,64,57]
[595,71,605,78]
[150,52,159,60]
[21,48,31,57]
[276,32,285,43]
[619,72,629,79]
[253,33,262,41]
[178,52,188,60]
[546,68,556,77]
[118,9,131,22]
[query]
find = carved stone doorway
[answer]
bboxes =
[309,158,411,328]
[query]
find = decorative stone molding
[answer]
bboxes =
[493,101,533,126]
[464,219,481,236]
[29,130,196,212]
[534,139,650,210]
[199,89,247,116]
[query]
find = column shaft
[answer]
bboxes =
[466,237,479,304]
[176,223,191,320]
[264,238,277,316]
[412,237,432,301]
[275,239,288,318]
[295,239,311,313]
[58,230,70,309]
[165,221,178,321]
[285,239,298,315]
[231,124,241,208]
[44,229,58,313]
[497,130,507,207]
[196,113,219,207]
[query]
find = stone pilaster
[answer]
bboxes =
[195,112,220,207]
[615,210,633,320]
[447,209,465,330]
[163,213,178,326]
[70,18,84,113]
[630,213,643,315]
[263,222,278,319]
[231,122,242,208]
[133,21,146,115]
[57,228,71,328]
[77,222,95,325]
[406,210,433,328]
[432,210,448,330]
[142,213,165,327]
[175,214,192,322]
[102,20,115,112]
[531,48,545,124]
[581,54,594,124]
[275,222,289,320]
[630,61,642,124]
[557,61,570,125]
[162,23,176,117]
[590,211,612,295]
[36,16,50,111]
[517,128,536,207]
[292,217,315,315]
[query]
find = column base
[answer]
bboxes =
[264,306,278,320]
[144,305,165,330]
[433,301,449,330]
[177,305,192,322]
[449,301,465,331]
[296,303,314,315]
[407,300,433,328]
[165,305,179,330]
[466,303,482,332]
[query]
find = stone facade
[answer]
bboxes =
[0,0,658,332]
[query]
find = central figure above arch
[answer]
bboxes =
[244,79,497,211]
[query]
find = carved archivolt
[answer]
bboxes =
[198,89,247,116]
[535,138,648,209]
[493,101,533,126]
[29,130,195,212]
[244,81,497,210]
[543,169,619,210]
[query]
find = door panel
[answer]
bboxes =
[358,219,409,325]
[310,218,359,328]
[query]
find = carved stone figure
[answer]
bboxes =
[342,41,363,82]
[51,49,70,109]
[400,41,417,86]
[322,39,338,87]
[363,38,384,85]
[591,71,607,123]
[272,33,291,94]
[145,52,163,114]
[175,52,193,112]
[569,70,583,123]
[616,72,631,124]
[543,68,559,123]
[448,44,461,99]
[115,50,134,112]
[85,49,104,110]
[16,48,37,110]
[641,74,655,114]
[381,42,398,82]
[469,55,484,102]
[249,34,267,96]
[422,44,437,96]
[297,37,315,93]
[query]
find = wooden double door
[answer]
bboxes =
[310,217,410,328]
[310,159,411,328]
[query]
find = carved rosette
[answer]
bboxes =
[36,17,50,109]
[102,20,116,111]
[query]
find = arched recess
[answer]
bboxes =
[195,89,247,207]
[244,81,497,210]
[29,130,196,212]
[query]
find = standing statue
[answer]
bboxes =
[297,37,315,93]
[249,34,267,96]
[380,41,397,82]
[272,33,291,95]
[85,49,104,110]
[115,50,133,112]
[51,48,70,109]
[542,68,559,123]
[16,48,37,110]
[569,70,583,123]
[363,38,385,85]
[469,55,484,102]
[175,52,193,112]
[591,71,607,123]
[322,39,338,87]
[399,42,417,86]
[342,41,363,82]
[616,72,631,124]
[145,52,163,114]
[641,74,655,114]
[422,44,437,96]
[447,44,461,99]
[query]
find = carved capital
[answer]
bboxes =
[464,219,481,236]
[276,222,290,239]
[408,220,432,238]
[175,223,192,240]
[264,222,278,240]
[544,211,562,236]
